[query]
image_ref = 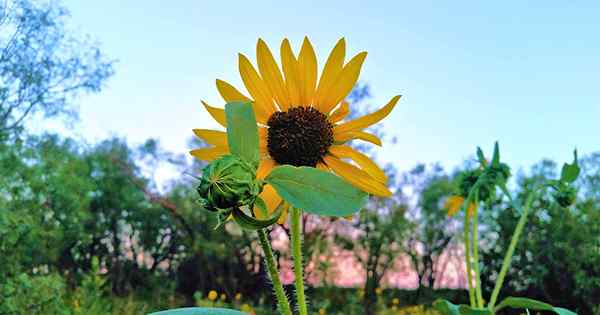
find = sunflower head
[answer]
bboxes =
[197,155,262,211]
[192,37,401,217]
[267,106,333,167]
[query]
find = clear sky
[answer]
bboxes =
[50,1,599,178]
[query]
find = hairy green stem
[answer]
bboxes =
[257,229,293,315]
[291,207,308,315]
[464,213,476,307]
[471,201,484,308]
[488,189,536,309]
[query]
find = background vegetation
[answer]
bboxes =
[1,1,598,314]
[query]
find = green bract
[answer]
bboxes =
[197,155,261,212]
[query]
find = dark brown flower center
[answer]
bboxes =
[266,107,333,167]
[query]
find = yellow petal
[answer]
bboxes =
[323,155,392,197]
[192,129,227,146]
[328,145,387,184]
[297,36,317,106]
[238,53,277,120]
[277,203,289,225]
[334,130,382,146]
[256,39,289,109]
[256,158,276,179]
[216,79,251,103]
[321,52,367,114]
[189,146,229,161]
[316,161,329,171]
[314,38,345,111]
[201,100,227,127]
[329,101,350,123]
[259,127,268,153]
[334,95,401,134]
[280,39,300,107]
[253,184,282,219]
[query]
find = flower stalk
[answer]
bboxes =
[290,206,308,315]
[257,229,293,315]
[488,187,536,309]
[471,197,484,308]
[463,213,476,307]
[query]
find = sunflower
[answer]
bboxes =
[445,195,477,217]
[191,37,400,221]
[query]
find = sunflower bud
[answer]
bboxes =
[197,155,261,211]
[487,162,511,186]
[553,185,577,207]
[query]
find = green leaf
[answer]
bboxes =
[225,102,259,169]
[231,205,282,230]
[560,150,580,184]
[458,305,492,315]
[265,165,368,216]
[494,297,578,315]
[433,299,460,315]
[149,307,246,315]
[433,300,493,315]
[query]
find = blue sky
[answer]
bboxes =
[49,1,599,178]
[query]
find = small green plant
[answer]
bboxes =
[434,143,580,315]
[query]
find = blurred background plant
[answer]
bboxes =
[1,1,598,315]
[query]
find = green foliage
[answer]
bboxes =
[265,165,368,216]
[149,307,247,315]
[0,273,70,315]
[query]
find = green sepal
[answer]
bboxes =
[265,165,368,216]
[476,147,487,167]
[494,297,577,315]
[225,102,259,169]
[149,307,247,315]
[231,205,282,230]
[213,210,233,230]
[560,149,580,184]
[491,141,500,167]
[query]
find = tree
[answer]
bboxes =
[0,0,113,137]
[337,195,410,315]
[401,164,460,300]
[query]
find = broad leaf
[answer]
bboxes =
[433,299,492,315]
[433,299,460,315]
[231,206,282,230]
[149,307,246,315]
[494,297,577,315]
[560,150,580,184]
[225,102,259,169]
[458,305,492,315]
[265,165,368,216]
